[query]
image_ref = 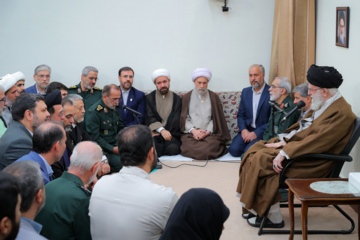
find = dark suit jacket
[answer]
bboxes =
[25,84,38,94]
[237,84,271,139]
[0,121,33,170]
[16,151,53,185]
[119,87,146,126]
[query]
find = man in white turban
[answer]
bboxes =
[180,68,230,160]
[146,69,182,156]
[0,73,19,126]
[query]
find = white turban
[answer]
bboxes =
[192,68,212,82]
[0,74,17,92]
[151,69,170,82]
[12,71,25,82]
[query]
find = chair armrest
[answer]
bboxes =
[279,153,352,183]
[288,153,353,162]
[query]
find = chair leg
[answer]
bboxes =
[258,205,355,235]
[257,208,270,236]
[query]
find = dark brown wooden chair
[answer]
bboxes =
[258,117,360,236]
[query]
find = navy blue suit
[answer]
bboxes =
[16,151,53,185]
[228,84,271,157]
[119,87,146,126]
[25,84,38,94]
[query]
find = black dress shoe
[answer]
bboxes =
[241,213,255,219]
[247,216,284,228]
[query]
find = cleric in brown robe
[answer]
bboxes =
[180,68,230,160]
[236,65,356,229]
[146,69,182,157]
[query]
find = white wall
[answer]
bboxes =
[316,0,360,177]
[0,0,275,92]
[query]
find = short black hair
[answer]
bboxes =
[12,93,45,121]
[33,121,65,154]
[47,81,68,94]
[118,66,134,77]
[117,125,153,166]
[0,172,21,222]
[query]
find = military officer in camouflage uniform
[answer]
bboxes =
[68,66,102,111]
[85,84,124,172]
[35,141,102,240]
[262,77,300,141]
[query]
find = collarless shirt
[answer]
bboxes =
[121,88,130,106]
[89,166,178,240]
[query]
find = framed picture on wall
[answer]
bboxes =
[336,7,349,48]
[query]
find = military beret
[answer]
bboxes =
[307,64,343,88]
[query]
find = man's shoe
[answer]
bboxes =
[241,213,255,219]
[247,216,284,228]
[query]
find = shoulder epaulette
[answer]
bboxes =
[93,86,102,91]
[96,105,103,111]
[68,85,77,89]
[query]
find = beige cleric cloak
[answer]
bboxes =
[180,90,231,160]
[236,96,356,217]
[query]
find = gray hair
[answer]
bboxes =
[70,141,102,173]
[82,66,98,76]
[327,88,338,95]
[293,83,309,98]
[276,77,292,94]
[250,64,265,75]
[0,85,4,93]
[64,94,83,105]
[102,84,120,97]
[3,161,43,212]
[34,64,51,75]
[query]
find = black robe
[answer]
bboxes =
[146,90,182,156]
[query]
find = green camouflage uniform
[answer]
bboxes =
[263,95,300,141]
[85,99,124,172]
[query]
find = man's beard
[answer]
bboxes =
[339,32,346,43]
[251,80,262,89]
[106,98,116,110]
[310,91,324,111]
[83,81,93,90]
[4,218,20,240]
[65,125,72,132]
[32,113,46,130]
[195,87,207,96]
[159,87,169,95]
[270,90,280,101]
[5,96,12,107]
[87,164,101,185]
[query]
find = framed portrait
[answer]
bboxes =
[336,7,350,48]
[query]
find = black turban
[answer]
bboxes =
[45,89,62,109]
[307,64,343,88]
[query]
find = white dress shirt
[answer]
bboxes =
[89,166,178,240]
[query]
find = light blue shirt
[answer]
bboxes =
[39,154,53,179]
[16,217,47,240]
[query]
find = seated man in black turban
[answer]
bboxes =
[235,64,356,228]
